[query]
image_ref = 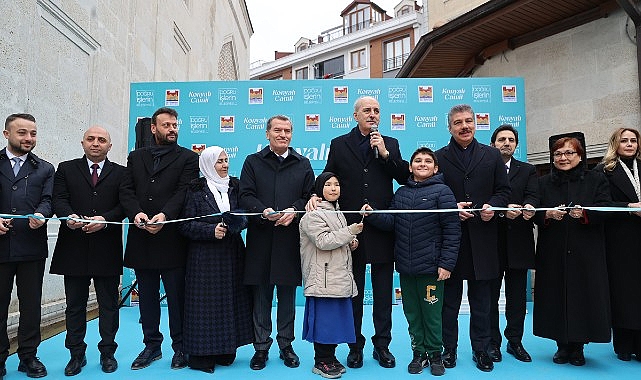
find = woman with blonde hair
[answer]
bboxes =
[595,128,641,361]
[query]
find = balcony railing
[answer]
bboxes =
[383,53,410,72]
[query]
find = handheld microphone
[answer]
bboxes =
[370,125,379,158]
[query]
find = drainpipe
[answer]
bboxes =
[617,0,641,109]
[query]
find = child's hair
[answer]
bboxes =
[410,147,438,165]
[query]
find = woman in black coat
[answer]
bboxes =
[533,137,612,366]
[595,128,641,361]
[178,146,253,373]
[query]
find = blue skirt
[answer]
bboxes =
[302,297,356,344]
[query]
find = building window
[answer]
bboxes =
[218,41,238,80]
[399,5,411,15]
[383,35,410,71]
[296,43,308,52]
[295,67,308,79]
[314,56,344,79]
[350,49,366,70]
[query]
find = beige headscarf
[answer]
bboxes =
[199,146,230,212]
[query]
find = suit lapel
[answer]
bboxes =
[442,145,465,173]
[152,146,179,175]
[610,164,639,201]
[74,158,93,187]
[509,160,521,181]
[0,152,14,182]
[346,129,367,166]
[98,159,114,185]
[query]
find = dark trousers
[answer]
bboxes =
[489,268,528,346]
[251,284,295,351]
[351,261,393,349]
[135,267,185,352]
[314,342,338,364]
[613,327,641,355]
[442,278,492,353]
[0,260,45,362]
[64,275,120,356]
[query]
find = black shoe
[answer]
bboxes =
[279,346,300,368]
[100,354,118,373]
[312,361,342,379]
[64,355,87,376]
[488,343,502,362]
[442,348,457,368]
[569,349,586,366]
[507,341,532,362]
[18,357,47,378]
[552,347,569,364]
[130,347,162,370]
[346,348,363,368]
[429,352,445,376]
[332,360,346,374]
[250,350,268,370]
[617,352,632,361]
[472,351,494,372]
[171,351,188,370]
[373,347,396,368]
[407,351,428,374]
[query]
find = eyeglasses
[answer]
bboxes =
[553,151,577,158]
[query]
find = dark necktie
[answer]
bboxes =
[91,164,99,186]
[505,164,509,174]
[277,155,284,163]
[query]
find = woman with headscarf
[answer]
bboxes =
[299,172,362,379]
[533,136,612,366]
[595,128,641,361]
[178,146,253,373]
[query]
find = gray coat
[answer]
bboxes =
[299,201,358,298]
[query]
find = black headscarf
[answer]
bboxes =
[315,172,339,201]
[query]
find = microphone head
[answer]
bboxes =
[370,125,378,133]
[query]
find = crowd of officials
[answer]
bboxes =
[0,98,640,379]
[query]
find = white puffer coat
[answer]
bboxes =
[299,201,358,298]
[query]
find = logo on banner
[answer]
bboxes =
[303,87,322,104]
[388,86,407,104]
[135,90,154,107]
[357,88,381,99]
[415,115,438,128]
[328,115,352,129]
[475,113,490,130]
[418,86,433,103]
[472,85,491,103]
[417,141,438,150]
[391,113,406,131]
[223,146,239,159]
[219,88,238,106]
[498,114,522,128]
[165,89,180,106]
[188,91,211,104]
[220,116,235,133]
[189,116,209,134]
[442,88,465,101]
[191,144,206,154]
[334,86,349,103]
[502,85,517,102]
[273,89,295,102]
[249,88,263,104]
[305,114,320,132]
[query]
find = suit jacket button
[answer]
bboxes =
[148,196,153,201]
[12,185,17,190]
[93,191,98,196]
[364,168,368,172]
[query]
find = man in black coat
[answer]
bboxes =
[435,104,510,372]
[120,107,199,371]
[50,126,125,375]
[310,96,409,369]
[239,115,315,371]
[0,113,54,379]
[488,124,538,363]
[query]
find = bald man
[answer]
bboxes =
[50,126,126,375]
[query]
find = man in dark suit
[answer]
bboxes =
[488,124,538,363]
[0,113,54,379]
[309,96,409,369]
[120,107,199,371]
[50,126,125,375]
[435,104,510,372]
[239,115,314,371]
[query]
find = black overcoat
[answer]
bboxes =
[0,149,54,262]
[239,146,314,286]
[499,158,538,269]
[324,127,409,265]
[533,167,612,343]
[435,139,510,280]
[595,161,641,331]
[120,145,199,269]
[178,177,253,355]
[50,157,125,276]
